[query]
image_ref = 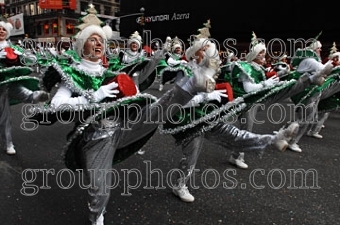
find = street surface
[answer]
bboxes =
[1,82,339,225]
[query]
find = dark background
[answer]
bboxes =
[118,0,337,58]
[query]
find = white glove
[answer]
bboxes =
[48,48,58,57]
[263,76,279,87]
[186,90,228,107]
[309,60,334,86]
[180,60,188,64]
[206,89,228,102]
[186,94,204,107]
[320,60,334,77]
[92,82,119,102]
[140,49,146,57]
[0,51,7,58]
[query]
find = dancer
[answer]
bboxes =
[108,31,159,92]
[34,6,218,225]
[33,13,300,223]
[299,42,340,140]
[157,36,189,91]
[220,32,329,168]
[158,23,300,202]
[287,36,334,152]
[0,16,49,155]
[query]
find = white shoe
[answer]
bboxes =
[173,185,195,202]
[307,131,323,139]
[273,139,289,152]
[229,153,248,169]
[159,84,164,91]
[6,145,16,155]
[92,213,104,225]
[288,143,302,152]
[275,122,299,143]
[137,149,145,155]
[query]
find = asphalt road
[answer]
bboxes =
[1,82,340,225]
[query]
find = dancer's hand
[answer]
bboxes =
[92,82,119,102]
[207,89,228,102]
[264,76,279,87]
[321,60,334,77]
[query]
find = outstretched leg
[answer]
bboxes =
[204,122,298,153]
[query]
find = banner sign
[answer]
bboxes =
[8,13,25,36]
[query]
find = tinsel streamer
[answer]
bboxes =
[159,97,246,135]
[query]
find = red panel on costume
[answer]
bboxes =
[4,47,18,65]
[215,82,233,102]
[106,73,137,99]
[143,45,153,57]
[266,70,277,78]
[181,55,188,61]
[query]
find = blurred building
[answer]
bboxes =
[3,0,120,43]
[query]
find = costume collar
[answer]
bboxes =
[250,61,266,71]
[76,59,105,76]
[0,41,9,49]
